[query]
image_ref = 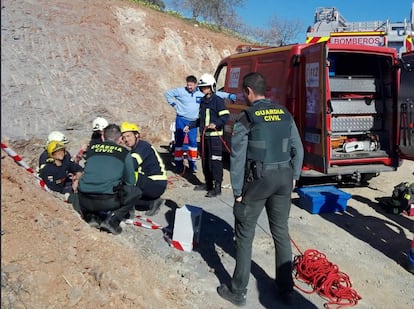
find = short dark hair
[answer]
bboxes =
[103,124,122,141]
[242,72,266,96]
[186,75,197,83]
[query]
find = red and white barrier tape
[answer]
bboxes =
[1,142,50,192]
[132,215,163,229]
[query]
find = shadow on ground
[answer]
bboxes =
[194,209,318,308]
[292,196,412,271]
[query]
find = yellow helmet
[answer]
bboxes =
[47,140,66,157]
[120,121,140,134]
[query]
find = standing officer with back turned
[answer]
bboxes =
[217,72,304,306]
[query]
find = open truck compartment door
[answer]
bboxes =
[313,44,402,180]
[300,42,328,174]
[398,51,414,160]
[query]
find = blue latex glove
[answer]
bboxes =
[228,94,237,102]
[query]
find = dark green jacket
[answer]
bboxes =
[230,99,304,196]
[78,141,136,194]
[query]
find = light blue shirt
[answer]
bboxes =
[164,86,231,121]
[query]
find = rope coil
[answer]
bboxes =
[293,249,362,308]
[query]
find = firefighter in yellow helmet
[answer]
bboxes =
[38,131,72,168]
[121,121,167,216]
[39,140,83,194]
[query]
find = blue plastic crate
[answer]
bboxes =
[296,185,352,214]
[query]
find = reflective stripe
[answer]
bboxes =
[206,108,210,125]
[306,36,329,44]
[174,148,184,158]
[187,149,198,160]
[149,174,168,181]
[131,153,143,165]
[218,110,230,116]
[205,130,223,136]
[406,35,412,51]
[151,145,167,179]
[211,155,222,161]
[131,153,143,183]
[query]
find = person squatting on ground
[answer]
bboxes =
[77,124,141,235]
[39,140,83,196]
[121,122,168,216]
[74,116,109,163]
[184,73,230,197]
[38,131,72,168]
[164,75,236,174]
[217,72,304,306]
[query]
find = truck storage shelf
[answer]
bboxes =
[329,77,376,92]
[329,131,373,135]
[330,149,389,159]
[331,115,382,132]
[330,98,383,115]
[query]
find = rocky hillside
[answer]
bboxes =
[1,0,247,165]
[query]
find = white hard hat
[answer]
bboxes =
[47,131,68,145]
[92,117,109,131]
[198,73,216,92]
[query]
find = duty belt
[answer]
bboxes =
[79,192,116,200]
[262,161,291,170]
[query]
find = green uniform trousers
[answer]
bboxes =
[231,166,294,294]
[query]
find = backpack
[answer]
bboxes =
[390,182,414,214]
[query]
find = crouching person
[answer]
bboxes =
[121,122,168,216]
[39,140,83,198]
[78,124,140,235]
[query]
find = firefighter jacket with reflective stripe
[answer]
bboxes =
[130,140,168,182]
[39,154,83,193]
[230,99,304,196]
[189,93,230,137]
[78,141,136,194]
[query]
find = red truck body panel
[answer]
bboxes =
[214,43,414,181]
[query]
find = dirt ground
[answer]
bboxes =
[1,0,414,308]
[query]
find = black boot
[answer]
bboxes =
[215,181,222,196]
[205,189,216,197]
[100,212,122,235]
[195,179,213,191]
[194,183,208,191]
[145,198,164,216]
[205,181,221,198]
[217,284,246,306]
[84,213,102,229]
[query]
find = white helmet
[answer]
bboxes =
[92,117,109,131]
[198,73,216,92]
[47,131,68,145]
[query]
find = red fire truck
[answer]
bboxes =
[306,6,413,57]
[214,43,414,183]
